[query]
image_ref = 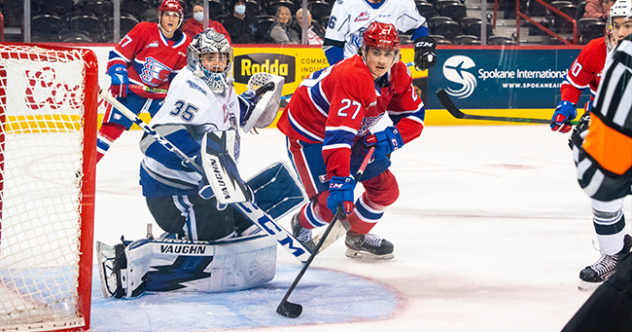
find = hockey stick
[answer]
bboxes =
[276,147,375,319]
[128,84,169,95]
[97,88,312,263]
[98,88,204,173]
[437,88,552,124]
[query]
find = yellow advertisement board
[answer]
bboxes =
[231,45,426,96]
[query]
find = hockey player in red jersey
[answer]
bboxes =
[97,0,190,163]
[550,0,632,133]
[277,22,426,259]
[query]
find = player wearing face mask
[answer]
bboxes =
[223,0,257,44]
[182,2,231,41]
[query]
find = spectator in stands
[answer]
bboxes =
[142,8,159,23]
[269,6,300,44]
[182,2,231,41]
[584,0,612,20]
[223,0,257,44]
[292,8,325,45]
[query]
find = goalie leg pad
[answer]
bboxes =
[246,162,307,220]
[105,234,277,298]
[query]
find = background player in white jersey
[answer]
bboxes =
[97,0,189,163]
[323,0,437,72]
[96,29,279,299]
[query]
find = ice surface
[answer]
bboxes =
[93,125,622,331]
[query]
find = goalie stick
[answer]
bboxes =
[436,88,552,124]
[276,147,375,319]
[98,89,312,263]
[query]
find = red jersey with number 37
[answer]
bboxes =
[561,37,607,104]
[108,22,189,98]
[277,55,425,179]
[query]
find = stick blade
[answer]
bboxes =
[277,301,303,318]
[436,88,465,119]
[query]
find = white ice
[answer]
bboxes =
[94,124,622,332]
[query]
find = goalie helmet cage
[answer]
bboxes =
[0,43,97,332]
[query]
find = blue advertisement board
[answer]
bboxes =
[426,47,591,110]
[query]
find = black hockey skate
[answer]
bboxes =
[345,232,394,260]
[291,213,315,252]
[96,240,128,298]
[578,234,632,291]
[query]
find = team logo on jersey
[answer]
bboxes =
[139,57,172,85]
[443,55,477,99]
[349,27,368,49]
[146,41,160,48]
[354,11,369,22]
[358,113,384,136]
[233,53,295,84]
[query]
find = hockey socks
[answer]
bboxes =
[96,123,125,163]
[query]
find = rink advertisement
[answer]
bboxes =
[426,47,588,110]
[230,46,425,96]
[69,44,584,126]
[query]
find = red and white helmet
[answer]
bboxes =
[159,0,183,15]
[158,0,184,32]
[363,22,400,51]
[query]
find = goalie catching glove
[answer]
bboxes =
[413,36,437,71]
[242,73,285,133]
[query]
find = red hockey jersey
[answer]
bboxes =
[108,22,189,99]
[277,55,425,178]
[561,37,607,104]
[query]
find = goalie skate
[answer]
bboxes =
[96,241,127,299]
[345,232,394,260]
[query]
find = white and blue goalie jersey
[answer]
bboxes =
[140,68,243,197]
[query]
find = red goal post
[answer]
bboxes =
[0,43,97,332]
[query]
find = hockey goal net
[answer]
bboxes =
[0,43,97,331]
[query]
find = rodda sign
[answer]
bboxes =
[234,53,295,85]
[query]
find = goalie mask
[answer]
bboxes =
[187,28,233,95]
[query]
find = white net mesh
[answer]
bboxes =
[0,45,88,330]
